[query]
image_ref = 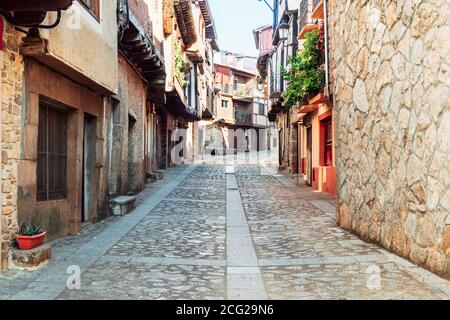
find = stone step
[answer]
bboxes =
[109,195,137,216]
[146,170,164,183]
[9,244,51,271]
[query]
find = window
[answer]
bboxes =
[37,103,68,201]
[222,100,229,108]
[322,119,333,167]
[79,0,100,19]
[233,78,238,90]
[259,103,265,115]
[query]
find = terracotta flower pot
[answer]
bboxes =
[16,231,46,250]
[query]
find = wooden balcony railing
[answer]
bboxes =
[298,0,309,32]
[312,0,324,19]
[312,0,322,11]
[234,111,252,124]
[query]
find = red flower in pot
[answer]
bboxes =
[16,222,46,250]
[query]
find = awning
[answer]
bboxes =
[298,103,319,113]
[119,8,165,86]
[291,112,307,125]
[174,0,197,48]
[166,90,199,122]
[257,49,275,79]
[201,105,213,119]
[308,92,330,105]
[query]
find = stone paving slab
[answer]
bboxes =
[57,261,226,300]
[1,163,449,300]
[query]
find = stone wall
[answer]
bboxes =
[330,0,450,277]
[0,22,23,269]
[110,56,146,195]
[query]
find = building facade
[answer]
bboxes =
[212,51,269,154]
[0,0,118,269]
[294,0,335,195]
[263,0,336,195]
[259,0,449,279]
[266,0,299,174]
[0,0,218,270]
[162,0,217,166]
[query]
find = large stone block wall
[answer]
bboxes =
[330,0,450,277]
[113,56,146,194]
[0,23,23,269]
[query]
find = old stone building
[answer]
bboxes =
[0,0,118,269]
[1,18,24,270]
[212,51,269,154]
[292,0,335,195]
[330,0,450,277]
[263,0,336,195]
[113,0,165,197]
[162,0,218,165]
[0,0,219,271]
[266,1,300,173]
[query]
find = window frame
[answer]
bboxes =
[222,100,229,108]
[320,116,333,167]
[78,0,100,21]
[258,103,265,115]
[37,101,68,202]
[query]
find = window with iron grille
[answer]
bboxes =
[37,103,68,202]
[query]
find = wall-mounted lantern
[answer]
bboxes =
[0,0,73,28]
[278,17,289,42]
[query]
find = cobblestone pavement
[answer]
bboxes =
[1,160,449,300]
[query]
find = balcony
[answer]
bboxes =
[234,111,252,124]
[219,85,232,95]
[269,71,284,99]
[233,83,253,99]
[298,0,309,33]
[233,111,269,128]
[298,0,319,40]
[219,84,255,101]
[118,0,165,87]
[312,0,324,19]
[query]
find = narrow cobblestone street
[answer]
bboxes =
[1,159,449,300]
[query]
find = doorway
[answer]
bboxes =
[298,125,302,175]
[167,129,173,167]
[82,114,97,223]
[306,125,312,186]
[128,115,138,192]
[278,129,282,167]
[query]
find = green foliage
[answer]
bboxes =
[19,222,43,236]
[281,29,325,109]
[174,42,190,88]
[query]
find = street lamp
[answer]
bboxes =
[278,17,289,42]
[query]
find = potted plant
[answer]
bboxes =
[16,222,46,250]
[281,29,325,110]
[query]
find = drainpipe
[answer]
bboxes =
[323,0,330,97]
